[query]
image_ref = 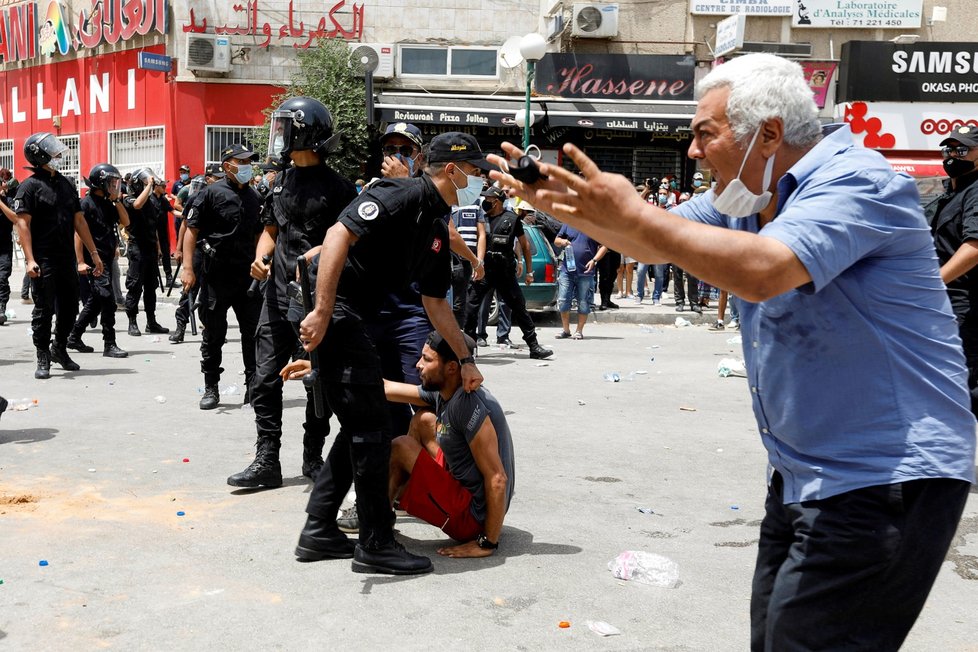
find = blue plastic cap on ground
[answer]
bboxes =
[176,511,185,516]
[39,560,49,566]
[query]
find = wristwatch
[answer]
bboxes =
[476,534,498,550]
[459,356,476,366]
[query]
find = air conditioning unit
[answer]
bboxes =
[348,43,395,79]
[185,34,231,73]
[572,3,619,38]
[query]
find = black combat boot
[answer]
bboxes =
[66,331,95,353]
[526,336,553,360]
[199,384,219,410]
[168,323,185,343]
[145,315,169,334]
[226,438,283,488]
[302,430,326,480]
[34,349,51,379]
[352,541,433,575]
[103,342,129,358]
[294,515,356,561]
[0,303,6,326]
[49,344,80,371]
[127,316,141,336]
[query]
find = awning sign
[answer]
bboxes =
[690,0,792,16]
[837,101,978,150]
[838,41,978,103]
[534,53,695,101]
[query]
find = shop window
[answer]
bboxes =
[0,139,13,172]
[205,126,261,168]
[108,126,165,180]
[399,46,498,78]
[60,135,82,195]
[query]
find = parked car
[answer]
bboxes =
[487,223,558,324]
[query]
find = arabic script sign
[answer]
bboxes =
[0,0,167,65]
[181,0,365,48]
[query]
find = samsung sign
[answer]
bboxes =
[838,41,978,103]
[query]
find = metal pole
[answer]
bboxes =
[523,60,535,151]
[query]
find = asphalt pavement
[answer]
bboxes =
[1,270,976,651]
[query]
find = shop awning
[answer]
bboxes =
[375,92,696,135]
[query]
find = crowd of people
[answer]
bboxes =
[1,51,976,649]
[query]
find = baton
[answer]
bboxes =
[167,261,181,298]
[297,256,325,419]
[187,290,198,336]
[248,254,272,298]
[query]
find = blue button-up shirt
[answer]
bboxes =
[675,124,976,502]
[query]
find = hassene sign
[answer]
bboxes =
[534,54,695,101]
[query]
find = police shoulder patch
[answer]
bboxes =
[12,198,23,212]
[357,201,380,221]
[273,185,283,194]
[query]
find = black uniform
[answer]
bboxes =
[174,190,206,333]
[123,193,160,321]
[185,177,262,388]
[154,193,174,283]
[251,163,356,471]
[463,208,542,346]
[72,194,122,345]
[12,170,81,352]
[0,192,13,315]
[926,171,978,413]
[306,176,451,548]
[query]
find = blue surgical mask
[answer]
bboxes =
[180,173,189,182]
[233,163,253,185]
[396,154,416,176]
[451,168,484,207]
[693,180,703,188]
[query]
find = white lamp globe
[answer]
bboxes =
[515,109,536,128]
[519,33,547,62]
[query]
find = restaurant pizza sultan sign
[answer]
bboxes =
[0,0,167,64]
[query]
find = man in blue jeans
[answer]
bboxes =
[553,224,606,339]
[495,53,975,650]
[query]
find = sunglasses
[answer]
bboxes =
[383,145,418,158]
[941,145,973,158]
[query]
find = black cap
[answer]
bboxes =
[940,125,978,148]
[380,122,424,149]
[259,159,284,172]
[426,331,476,364]
[205,163,225,178]
[427,132,494,171]
[481,186,506,200]
[220,143,258,163]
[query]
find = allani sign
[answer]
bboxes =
[793,0,923,29]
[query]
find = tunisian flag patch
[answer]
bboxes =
[431,238,442,253]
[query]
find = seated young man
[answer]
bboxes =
[385,332,514,557]
[282,331,514,557]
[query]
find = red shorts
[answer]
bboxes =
[398,448,483,542]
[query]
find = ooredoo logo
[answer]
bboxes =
[920,118,978,135]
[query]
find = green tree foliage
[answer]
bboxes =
[254,38,369,180]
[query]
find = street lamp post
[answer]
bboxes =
[518,33,547,151]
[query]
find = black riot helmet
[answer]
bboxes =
[24,132,68,168]
[268,96,341,161]
[127,167,155,196]
[85,163,123,195]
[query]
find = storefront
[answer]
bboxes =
[377,53,699,186]
[835,40,978,178]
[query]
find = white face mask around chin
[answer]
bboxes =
[710,128,776,218]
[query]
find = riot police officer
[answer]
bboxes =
[123,168,169,336]
[181,144,262,410]
[11,132,104,379]
[67,164,130,358]
[228,98,356,488]
[464,186,553,359]
[294,132,485,576]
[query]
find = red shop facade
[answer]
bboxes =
[0,45,281,193]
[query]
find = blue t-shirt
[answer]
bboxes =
[674,124,976,503]
[556,224,601,277]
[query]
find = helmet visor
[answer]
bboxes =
[106,178,122,195]
[38,134,69,159]
[269,110,294,159]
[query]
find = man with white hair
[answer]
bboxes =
[492,53,976,650]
